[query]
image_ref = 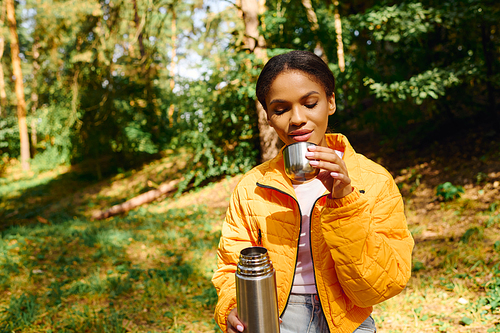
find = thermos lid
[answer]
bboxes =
[237,246,275,277]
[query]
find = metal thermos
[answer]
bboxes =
[236,246,280,333]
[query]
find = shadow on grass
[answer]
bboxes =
[0,153,185,232]
[0,171,101,230]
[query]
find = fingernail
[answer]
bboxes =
[307,145,317,151]
[309,160,319,166]
[305,152,314,157]
[237,325,244,332]
[331,172,339,177]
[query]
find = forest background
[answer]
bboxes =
[0,0,499,332]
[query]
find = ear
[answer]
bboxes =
[328,93,336,116]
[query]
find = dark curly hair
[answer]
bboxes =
[256,50,336,111]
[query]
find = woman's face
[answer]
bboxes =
[265,70,336,147]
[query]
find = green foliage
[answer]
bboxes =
[363,68,461,105]
[353,3,440,43]
[485,277,500,312]
[485,203,499,227]
[477,264,500,316]
[171,52,261,191]
[0,115,20,160]
[476,172,489,184]
[0,0,498,220]
[460,226,483,243]
[0,293,39,330]
[333,0,500,142]
[412,259,425,272]
[459,316,473,326]
[2,0,498,183]
[436,182,465,201]
[488,324,500,333]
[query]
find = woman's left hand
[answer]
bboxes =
[305,145,352,198]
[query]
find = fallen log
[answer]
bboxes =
[92,178,182,220]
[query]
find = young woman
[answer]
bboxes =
[212,50,414,333]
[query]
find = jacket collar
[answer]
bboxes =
[256,134,362,196]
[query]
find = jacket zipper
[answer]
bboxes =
[256,183,302,318]
[309,194,331,333]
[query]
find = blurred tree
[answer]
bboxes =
[167,3,177,126]
[333,0,345,72]
[240,0,280,162]
[6,0,30,170]
[30,38,39,157]
[0,0,7,116]
[300,0,327,62]
[10,0,200,176]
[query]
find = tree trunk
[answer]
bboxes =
[0,1,8,116]
[240,0,280,162]
[6,0,30,170]
[30,40,40,157]
[168,6,177,126]
[92,178,181,220]
[132,0,145,59]
[0,35,7,117]
[301,0,327,62]
[333,1,345,72]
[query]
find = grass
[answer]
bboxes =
[1,138,500,332]
[0,168,222,332]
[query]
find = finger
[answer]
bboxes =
[317,169,352,199]
[307,145,341,157]
[306,150,343,165]
[308,160,346,177]
[228,310,244,333]
[317,170,334,190]
[330,171,351,184]
[305,151,346,176]
[227,323,244,333]
[228,325,244,333]
[307,145,332,152]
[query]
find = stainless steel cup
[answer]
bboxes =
[236,246,280,333]
[283,142,319,182]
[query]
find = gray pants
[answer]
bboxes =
[280,293,377,333]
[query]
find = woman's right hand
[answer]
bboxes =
[227,307,244,333]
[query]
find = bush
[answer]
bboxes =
[436,182,464,201]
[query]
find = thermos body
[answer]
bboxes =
[236,247,281,333]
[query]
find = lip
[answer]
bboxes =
[289,130,313,142]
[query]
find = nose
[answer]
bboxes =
[290,105,306,126]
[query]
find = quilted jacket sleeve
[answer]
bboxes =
[212,185,255,333]
[321,175,414,308]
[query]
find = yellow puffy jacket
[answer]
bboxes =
[212,134,414,333]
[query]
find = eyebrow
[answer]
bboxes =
[269,91,320,105]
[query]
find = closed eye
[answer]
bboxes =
[274,108,288,115]
[305,102,317,109]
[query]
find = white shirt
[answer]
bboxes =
[291,178,326,294]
